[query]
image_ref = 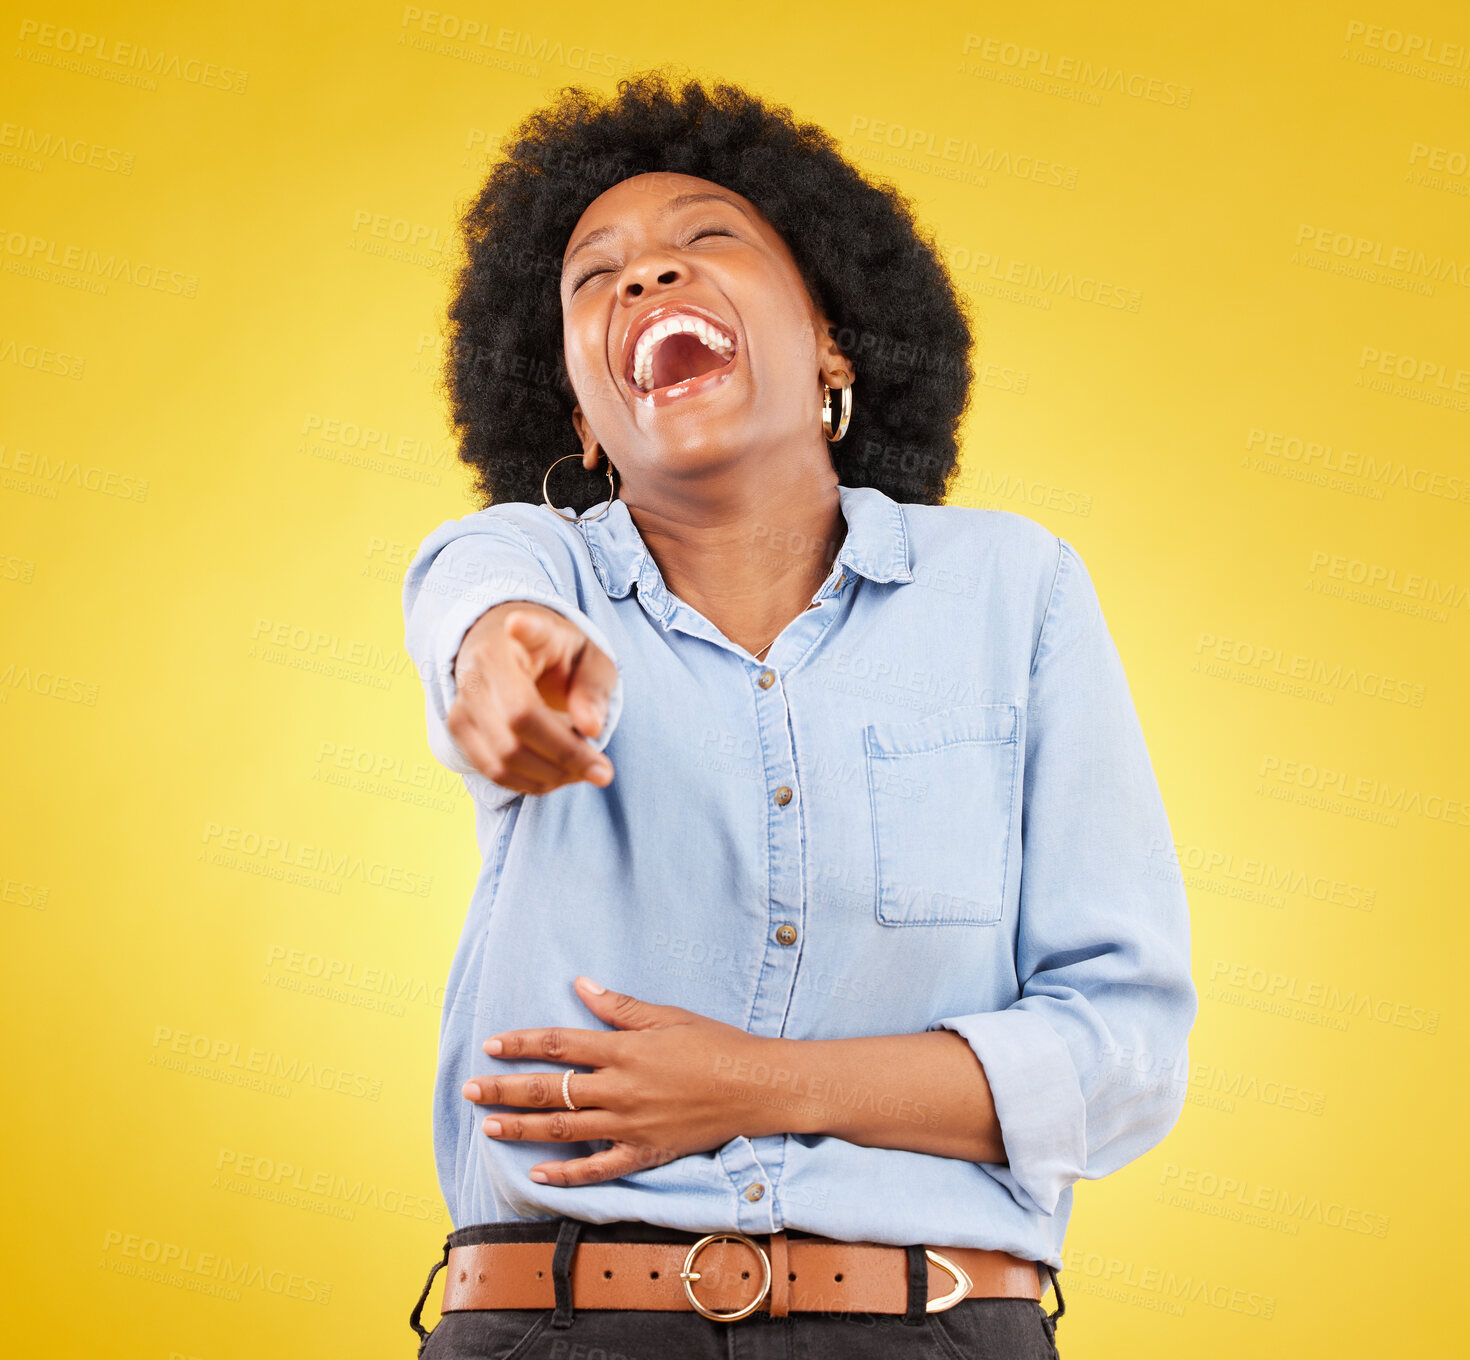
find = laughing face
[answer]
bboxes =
[559,171,853,492]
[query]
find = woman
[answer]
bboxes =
[402,70,1196,1359]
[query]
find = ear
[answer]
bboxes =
[569,407,603,470]
[813,310,856,388]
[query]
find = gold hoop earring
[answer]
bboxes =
[822,380,853,443]
[542,451,616,522]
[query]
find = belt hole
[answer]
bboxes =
[536,1271,543,1278]
[789,1273,796,1281]
[604,1270,613,1279]
[742,1271,750,1279]
[834,1273,843,1282]
[476,1272,485,1283]
[650,1270,659,1279]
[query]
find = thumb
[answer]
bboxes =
[574,976,664,1029]
[566,652,613,741]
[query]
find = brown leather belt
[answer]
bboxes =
[441,1230,1041,1320]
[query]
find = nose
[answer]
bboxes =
[618,250,686,302]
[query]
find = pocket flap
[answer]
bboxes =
[864,703,1018,757]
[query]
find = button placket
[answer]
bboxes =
[747,661,805,1045]
[718,1138,781,1235]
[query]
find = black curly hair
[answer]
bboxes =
[440,66,975,511]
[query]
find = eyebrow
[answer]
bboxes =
[562,192,753,273]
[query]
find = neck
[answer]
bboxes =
[619,462,846,659]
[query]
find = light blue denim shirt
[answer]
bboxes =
[401,482,1197,1276]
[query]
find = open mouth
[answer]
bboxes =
[626,311,738,397]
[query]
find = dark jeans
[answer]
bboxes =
[410,1219,1064,1359]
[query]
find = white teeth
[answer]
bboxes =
[630,313,735,391]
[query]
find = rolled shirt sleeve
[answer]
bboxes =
[401,507,625,794]
[927,536,1198,1216]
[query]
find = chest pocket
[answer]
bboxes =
[863,703,1020,926]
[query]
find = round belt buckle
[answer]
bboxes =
[678,1231,772,1321]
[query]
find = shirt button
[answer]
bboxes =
[774,786,793,807]
[745,1183,765,1202]
[758,670,776,689]
[775,924,798,946]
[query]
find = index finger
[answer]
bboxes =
[498,663,614,787]
[501,608,617,745]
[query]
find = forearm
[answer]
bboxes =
[716,1032,1007,1163]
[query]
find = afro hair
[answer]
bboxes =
[440,67,975,511]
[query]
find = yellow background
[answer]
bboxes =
[3,1,1466,1354]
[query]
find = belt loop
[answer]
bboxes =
[767,1231,790,1317]
[408,1235,451,1345]
[550,1217,585,1329]
[901,1245,929,1326]
[1044,1264,1066,1328]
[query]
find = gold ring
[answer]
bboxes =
[678,1231,771,1321]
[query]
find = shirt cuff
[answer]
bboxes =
[927,1007,1087,1216]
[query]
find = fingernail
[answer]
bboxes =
[484,1119,501,1136]
[484,1038,502,1055]
[578,976,606,994]
[462,1081,481,1101]
[529,1170,549,1183]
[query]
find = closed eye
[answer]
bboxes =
[570,225,738,290]
[570,262,612,291]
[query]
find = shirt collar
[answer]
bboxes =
[573,483,915,600]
